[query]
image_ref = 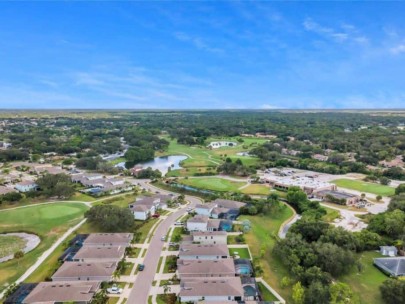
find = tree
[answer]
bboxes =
[379,176,391,185]
[36,173,75,198]
[388,194,405,212]
[376,195,382,202]
[85,205,134,232]
[305,281,330,304]
[395,184,405,195]
[14,250,24,267]
[292,281,305,304]
[125,146,154,167]
[380,279,405,304]
[330,282,358,304]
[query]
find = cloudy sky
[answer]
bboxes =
[0,1,404,109]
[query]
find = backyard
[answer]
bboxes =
[340,251,387,304]
[239,205,294,302]
[0,202,89,292]
[332,179,395,196]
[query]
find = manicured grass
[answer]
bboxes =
[240,184,271,195]
[71,192,96,202]
[108,157,126,165]
[258,282,278,301]
[123,262,134,275]
[0,235,26,259]
[229,247,251,259]
[163,255,177,273]
[179,177,245,192]
[93,193,137,209]
[0,203,89,292]
[322,206,340,223]
[239,205,294,303]
[170,227,184,242]
[107,297,120,304]
[340,251,387,304]
[332,179,395,196]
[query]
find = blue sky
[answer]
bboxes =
[0,1,404,109]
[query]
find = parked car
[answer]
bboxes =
[174,222,184,226]
[152,213,160,218]
[161,236,166,241]
[169,242,178,246]
[107,285,123,294]
[138,264,145,271]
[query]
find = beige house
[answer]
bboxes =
[177,259,236,278]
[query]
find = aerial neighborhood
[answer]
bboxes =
[1,110,405,304]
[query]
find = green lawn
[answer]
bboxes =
[340,251,387,304]
[0,235,26,259]
[0,203,89,292]
[257,282,279,301]
[332,179,395,196]
[159,136,264,177]
[322,206,340,223]
[229,247,251,259]
[93,193,137,209]
[239,205,294,303]
[179,177,245,192]
[240,184,271,195]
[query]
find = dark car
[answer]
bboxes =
[138,264,145,271]
[152,213,160,218]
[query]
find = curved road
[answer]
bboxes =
[127,180,202,304]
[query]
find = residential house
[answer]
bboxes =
[186,215,225,232]
[179,277,244,303]
[195,203,216,216]
[22,281,100,304]
[83,233,133,247]
[179,244,229,260]
[177,259,236,278]
[374,257,405,277]
[191,231,227,245]
[72,246,126,263]
[15,181,37,193]
[380,246,398,257]
[51,262,117,282]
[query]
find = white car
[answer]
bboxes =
[107,285,123,294]
[174,222,184,226]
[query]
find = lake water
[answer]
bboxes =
[140,155,187,175]
[116,154,187,175]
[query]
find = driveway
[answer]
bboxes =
[127,180,202,303]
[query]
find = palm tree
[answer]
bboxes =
[14,250,24,268]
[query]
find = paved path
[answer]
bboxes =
[127,180,202,304]
[0,218,87,299]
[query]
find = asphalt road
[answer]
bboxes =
[127,180,202,304]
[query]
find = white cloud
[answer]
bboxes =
[390,44,405,55]
[260,104,280,109]
[174,32,224,54]
[303,18,367,44]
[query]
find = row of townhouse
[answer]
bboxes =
[71,173,133,196]
[128,194,176,220]
[5,233,133,304]
[175,230,262,303]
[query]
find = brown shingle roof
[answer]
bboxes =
[52,262,117,279]
[177,259,235,276]
[73,246,125,261]
[83,233,133,246]
[179,244,229,257]
[179,277,243,297]
[23,281,100,303]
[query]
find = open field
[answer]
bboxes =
[340,251,387,304]
[257,282,279,301]
[179,177,245,192]
[239,205,294,302]
[332,179,395,196]
[240,184,271,195]
[0,203,89,292]
[322,206,341,222]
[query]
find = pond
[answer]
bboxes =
[139,155,187,176]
